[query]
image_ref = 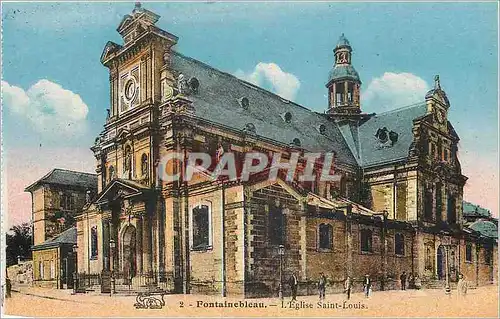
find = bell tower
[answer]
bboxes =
[326,34,362,119]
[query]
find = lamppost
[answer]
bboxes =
[110,239,116,294]
[72,244,78,294]
[278,244,285,300]
[442,244,452,295]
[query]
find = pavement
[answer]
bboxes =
[3,284,499,318]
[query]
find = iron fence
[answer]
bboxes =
[76,271,173,293]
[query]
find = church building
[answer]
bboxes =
[76,3,497,296]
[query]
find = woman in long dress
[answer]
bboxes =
[457,274,468,297]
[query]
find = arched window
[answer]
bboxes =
[190,204,212,250]
[269,204,284,245]
[90,226,98,259]
[360,229,372,253]
[465,243,473,262]
[318,224,333,250]
[123,145,132,179]
[108,165,115,181]
[141,153,149,178]
[395,233,405,256]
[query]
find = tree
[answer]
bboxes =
[6,222,32,266]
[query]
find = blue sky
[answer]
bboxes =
[2,1,498,225]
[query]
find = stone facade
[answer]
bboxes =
[75,4,497,297]
[25,169,98,246]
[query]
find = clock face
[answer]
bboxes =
[124,78,137,101]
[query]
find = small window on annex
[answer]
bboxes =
[191,204,211,250]
[318,223,333,250]
[395,233,405,256]
[360,229,373,253]
[465,243,473,263]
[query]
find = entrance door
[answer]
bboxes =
[122,225,137,284]
[436,246,445,280]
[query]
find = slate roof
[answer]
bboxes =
[327,64,361,84]
[355,103,428,167]
[336,34,351,49]
[468,220,498,239]
[463,201,492,218]
[171,51,358,166]
[171,51,432,169]
[32,227,77,250]
[25,168,98,192]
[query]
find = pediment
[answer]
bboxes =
[117,14,135,34]
[95,179,149,205]
[100,41,122,64]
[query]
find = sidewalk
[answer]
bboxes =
[5,284,499,318]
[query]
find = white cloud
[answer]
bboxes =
[234,62,301,101]
[2,79,89,136]
[362,72,430,113]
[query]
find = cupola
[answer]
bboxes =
[326,34,362,118]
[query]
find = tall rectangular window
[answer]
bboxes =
[39,261,44,280]
[396,183,407,220]
[466,243,473,262]
[269,205,284,245]
[191,204,211,250]
[318,224,333,250]
[447,195,457,224]
[50,260,56,279]
[435,184,442,222]
[90,226,98,259]
[395,233,405,256]
[360,229,373,253]
[424,190,433,221]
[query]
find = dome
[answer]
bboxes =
[336,33,351,49]
[327,64,361,84]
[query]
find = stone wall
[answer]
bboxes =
[245,182,303,297]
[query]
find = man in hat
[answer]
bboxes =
[344,276,353,300]
[318,272,327,300]
[363,274,372,298]
[289,272,299,301]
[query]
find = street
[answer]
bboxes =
[3,285,499,318]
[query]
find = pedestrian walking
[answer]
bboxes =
[363,274,372,298]
[457,274,468,297]
[414,275,422,290]
[289,272,298,301]
[344,276,353,300]
[400,271,407,290]
[5,277,12,298]
[318,272,327,300]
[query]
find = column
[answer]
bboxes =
[102,219,110,271]
[344,81,348,106]
[345,205,353,277]
[332,84,336,107]
[137,216,143,274]
[142,213,151,273]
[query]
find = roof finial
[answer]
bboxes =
[434,74,441,90]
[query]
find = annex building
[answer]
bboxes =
[75,3,497,297]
